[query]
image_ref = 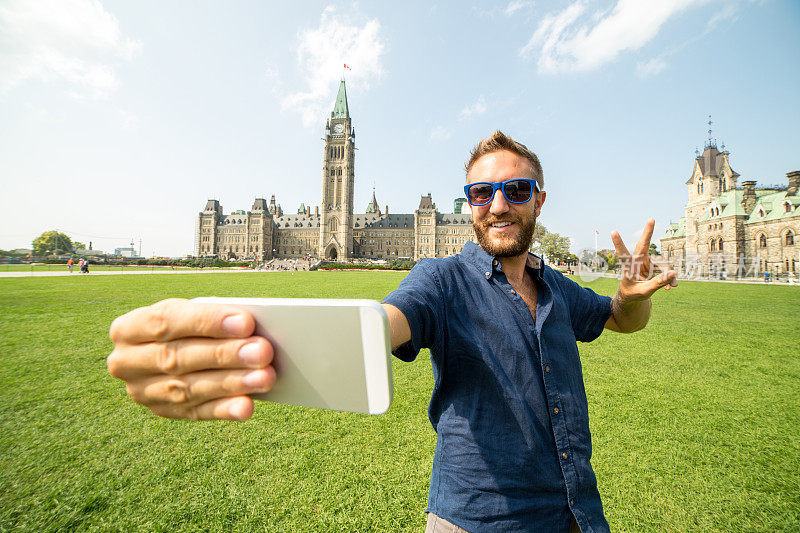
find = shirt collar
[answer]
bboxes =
[460,240,543,280]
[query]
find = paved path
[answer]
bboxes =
[0,269,276,278]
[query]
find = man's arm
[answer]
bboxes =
[604,218,677,333]
[382,303,412,350]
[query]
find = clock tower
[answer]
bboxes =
[319,80,355,260]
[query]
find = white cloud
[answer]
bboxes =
[636,56,667,77]
[505,1,534,16]
[282,6,385,127]
[0,0,141,98]
[705,2,739,33]
[460,95,488,120]
[118,109,138,130]
[429,126,451,142]
[521,0,708,74]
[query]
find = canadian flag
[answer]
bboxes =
[343,63,351,70]
[595,229,599,235]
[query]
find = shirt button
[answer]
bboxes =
[562,452,568,459]
[509,289,516,295]
[485,271,491,277]
[553,407,559,414]
[570,499,574,506]
[492,259,498,266]
[544,365,550,373]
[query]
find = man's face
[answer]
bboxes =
[467,150,546,258]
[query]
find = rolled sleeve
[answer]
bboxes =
[381,259,444,362]
[554,272,613,342]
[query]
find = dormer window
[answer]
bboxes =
[785,202,792,213]
[758,209,765,217]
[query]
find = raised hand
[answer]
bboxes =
[107,299,276,421]
[611,218,678,303]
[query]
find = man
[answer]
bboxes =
[107,131,677,532]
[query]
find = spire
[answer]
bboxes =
[366,186,379,214]
[332,80,349,119]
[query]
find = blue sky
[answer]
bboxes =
[1,0,798,257]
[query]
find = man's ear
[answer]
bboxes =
[534,191,546,217]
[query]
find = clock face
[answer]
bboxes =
[333,123,344,135]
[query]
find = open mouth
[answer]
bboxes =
[488,221,516,231]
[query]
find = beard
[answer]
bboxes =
[473,212,537,258]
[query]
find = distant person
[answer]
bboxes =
[67,257,74,273]
[107,131,678,533]
[78,258,85,273]
[83,258,90,274]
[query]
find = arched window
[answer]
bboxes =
[759,234,767,248]
[785,202,792,213]
[710,239,716,251]
[667,246,674,259]
[787,231,795,246]
[718,238,723,251]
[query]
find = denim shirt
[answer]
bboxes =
[382,241,612,533]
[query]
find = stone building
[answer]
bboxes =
[195,80,474,262]
[660,139,799,277]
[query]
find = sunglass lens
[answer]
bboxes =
[504,180,533,203]
[468,184,494,205]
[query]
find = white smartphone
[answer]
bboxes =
[192,298,393,415]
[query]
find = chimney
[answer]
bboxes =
[314,206,319,217]
[385,205,389,215]
[742,181,757,213]
[787,171,800,196]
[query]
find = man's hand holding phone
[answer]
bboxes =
[107,299,276,421]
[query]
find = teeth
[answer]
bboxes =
[491,222,512,227]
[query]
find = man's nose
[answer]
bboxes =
[489,188,509,215]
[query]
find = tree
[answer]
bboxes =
[649,243,658,255]
[528,223,548,253]
[603,252,619,270]
[32,231,72,256]
[539,232,571,264]
[72,241,86,251]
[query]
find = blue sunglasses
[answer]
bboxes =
[464,178,541,207]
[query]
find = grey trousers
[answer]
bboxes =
[425,512,581,533]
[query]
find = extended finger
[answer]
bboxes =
[110,299,255,345]
[611,230,631,260]
[634,218,655,256]
[108,336,273,380]
[127,367,277,408]
[150,395,256,421]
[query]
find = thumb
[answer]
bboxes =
[645,270,677,295]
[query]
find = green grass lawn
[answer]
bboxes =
[0,272,797,532]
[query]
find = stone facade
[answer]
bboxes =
[660,141,799,277]
[195,81,474,262]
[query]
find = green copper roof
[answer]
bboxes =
[663,217,685,239]
[332,80,349,119]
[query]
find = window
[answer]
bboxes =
[787,231,795,246]
[710,240,716,252]
[759,234,767,248]
[785,202,792,213]
[718,238,723,251]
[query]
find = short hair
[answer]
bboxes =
[465,130,544,190]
